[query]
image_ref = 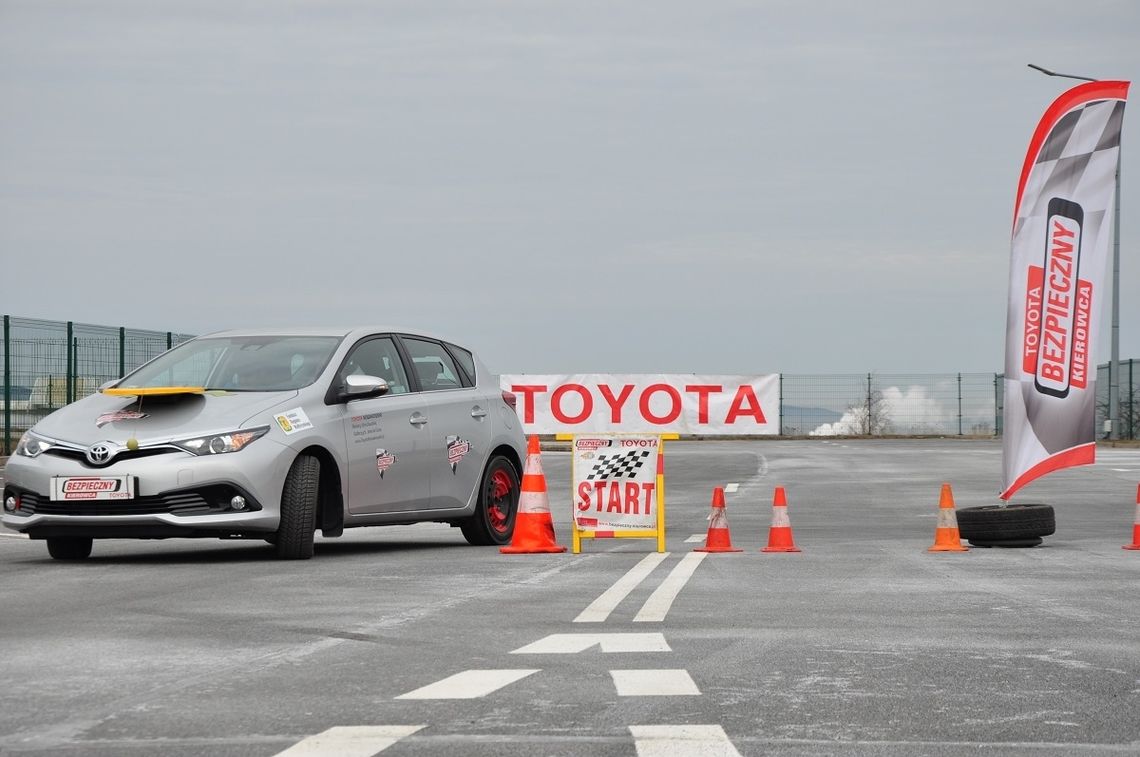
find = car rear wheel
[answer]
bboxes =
[957,503,1055,547]
[460,455,519,546]
[47,536,93,560]
[275,454,319,559]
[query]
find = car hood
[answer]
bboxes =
[31,390,299,446]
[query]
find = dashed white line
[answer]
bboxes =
[511,632,670,654]
[724,483,739,493]
[633,551,707,623]
[684,534,706,543]
[629,725,742,757]
[611,669,700,696]
[395,669,538,699]
[274,725,425,756]
[574,552,669,623]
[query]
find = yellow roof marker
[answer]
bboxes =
[101,386,206,397]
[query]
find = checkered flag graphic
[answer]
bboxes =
[585,450,651,481]
[1015,98,1124,233]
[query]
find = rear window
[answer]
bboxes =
[446,344,477,386]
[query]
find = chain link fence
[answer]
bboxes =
[2,315,1136,453]
[2,316,195,452]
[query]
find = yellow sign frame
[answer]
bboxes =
[558,433,678,554]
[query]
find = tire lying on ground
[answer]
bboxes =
[956,503,1055,547]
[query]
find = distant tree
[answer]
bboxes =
[845,374,892,436]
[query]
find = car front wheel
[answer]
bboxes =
[275,454,319,559]
[460,455,519,546]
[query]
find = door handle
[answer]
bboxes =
[471,406,488,419]
[409,413,428,426]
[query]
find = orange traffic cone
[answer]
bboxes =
[500,436,567,554]
[1123,484,1140,550]
[761,486,801,553]
[694,487,743,553]
[928,483,968,552]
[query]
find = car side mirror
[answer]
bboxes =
[342,374,390,400]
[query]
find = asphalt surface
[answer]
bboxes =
[1,439,1139,756]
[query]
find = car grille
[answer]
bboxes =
[13,485,259,517]
[44,446,177,469]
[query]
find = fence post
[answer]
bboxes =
[119,327,126,378]
[66,321,74,406]
[994,374,1000,437]
[166,332,172,350]
[778,373,784,436]
[3,315,10,455]
[866,372,873,436]
[1130,358,1135,440]
[957,373,963,436]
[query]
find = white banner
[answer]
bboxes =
[500,374,779,435]
[572,435,660,532]
[1002,80,1129,499]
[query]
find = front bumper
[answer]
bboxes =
[2,440,292,538]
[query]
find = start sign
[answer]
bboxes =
[569,434,670,553]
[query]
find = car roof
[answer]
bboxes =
[195,326,468,348]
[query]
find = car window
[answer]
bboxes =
[340,337,410,395]
[445,343,477,386]
[401,337,463,392]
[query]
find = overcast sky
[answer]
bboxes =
[2,1,1138,375]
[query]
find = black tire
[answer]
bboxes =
[47,537,93,560]
[957,504,1055,543]
[460,455,519,546]
[275,454,319,560]
[967,537,1044,548]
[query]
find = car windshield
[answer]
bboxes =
[120,335,343,392]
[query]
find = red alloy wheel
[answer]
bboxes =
[486,467,514,535]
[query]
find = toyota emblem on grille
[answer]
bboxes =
[87,442,115,465]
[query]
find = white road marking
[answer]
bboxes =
[511,632,670,654]
[633,551,707,622]
[274,725,425,756]
[629,725,742,757]
[1111,468,1137,472]
[395,669,538,699]
[0,532,29,539]
[724,483,739,493]
[611,669,700,696]
[684,534,706,543]
[573,552,669,623]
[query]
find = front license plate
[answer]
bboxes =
[50,476,136,501]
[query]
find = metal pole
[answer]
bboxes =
[3,315,10,455]
[66,321,73,406]
[1109,153,1121,439]
[958,373,963,436]
[119,327,126,378]
[994,373,1001,437]
[778,373,784,436]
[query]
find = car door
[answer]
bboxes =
[399,336,493,512]
[339,336,431,515]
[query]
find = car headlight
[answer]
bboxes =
[172,426,270,456]
[14,431,55,458]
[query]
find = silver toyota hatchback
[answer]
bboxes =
[2,327,527,560]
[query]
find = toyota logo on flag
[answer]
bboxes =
[86,442,116,465]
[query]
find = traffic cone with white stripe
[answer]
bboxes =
[761,486,801,553]
[500,435,567,554]
[694,487,743,553]
[1123,484,1140,550]
[928,483,968,552]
